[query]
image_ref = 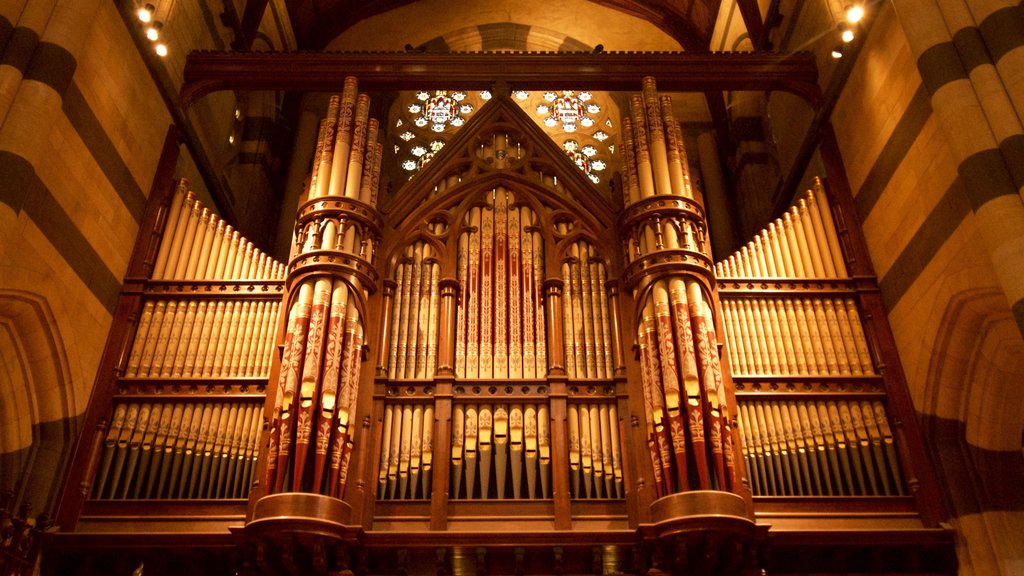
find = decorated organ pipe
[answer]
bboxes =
[386,233,441,380]
[263,76,382,500]
[454,189,547,380]
[557,233,615,380]
[620,77,741,499]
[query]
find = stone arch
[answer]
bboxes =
[0,290,78,515]
[921,288,1024,574]
[924,288,1024,453]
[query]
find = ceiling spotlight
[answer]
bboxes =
[145,21,162,41]
[831,45,844,59]
[839,22,855,42]
[137,3,155,23]
[846,5,865,23]
[155,42,168,57]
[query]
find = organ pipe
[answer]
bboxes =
[622,77,740,498]
[152,182,285,282]
[263,76,380,501]
[449,190,548,381]
[737,399,904,496]
[91,401,262,500]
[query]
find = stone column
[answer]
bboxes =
[893,0,1024,337]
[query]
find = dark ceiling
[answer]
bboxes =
[283,0,723,51]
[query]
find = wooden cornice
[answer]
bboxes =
[182,50,821,107]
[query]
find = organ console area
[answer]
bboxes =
[48,75,954,575]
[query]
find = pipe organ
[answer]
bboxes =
[51,75,953,576]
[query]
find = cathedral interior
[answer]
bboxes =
[1,0,1023,574]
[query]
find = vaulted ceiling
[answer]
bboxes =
[284,0,723,51]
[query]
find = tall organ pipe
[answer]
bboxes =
[264,77,379,499]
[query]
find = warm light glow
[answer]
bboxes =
[155,42,168,57]
[831,46,844,59]
[228,134,235,145]
[137,3,155,22]
[841,29,855,42]
[145,22,162,41]
[846,5,865,23]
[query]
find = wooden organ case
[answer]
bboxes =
[47,77,955,576]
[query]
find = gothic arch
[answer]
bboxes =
[924,288,1024,453]
[0,290,77,514]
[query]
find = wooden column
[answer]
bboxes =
[543,279,566,377]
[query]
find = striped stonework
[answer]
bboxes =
[832,2,1024,572]
[893,0,1024,337]
[0,0,171,518]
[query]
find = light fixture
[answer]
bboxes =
[137,3,155,22]
[838,21,855,43]
[155,42,168,57]
[228,134,235,145]
[831,45,844,59]
[145,21,162,41]
[846,5,865,23]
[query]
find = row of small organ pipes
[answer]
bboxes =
[92,401,261,500]
[152,182,285,282]
[567,402,624,499]
[452,190,549,380]
[559,233,615,380]
[378,403,434,500]
[266,76,381,499]
[451,403,550,500]
[638,277,736,497]
[737,399,904,497]
[377,401,625,501]
[124,299,280,379]
[389,235,441,380]
[716,184,847,279]
[720,297,874,377]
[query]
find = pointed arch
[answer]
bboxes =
[0,290,78,514]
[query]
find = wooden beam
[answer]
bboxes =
[735,0,766,48]
[704,90,735,162]
[182,50,821,107]
[240,0,270,50]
